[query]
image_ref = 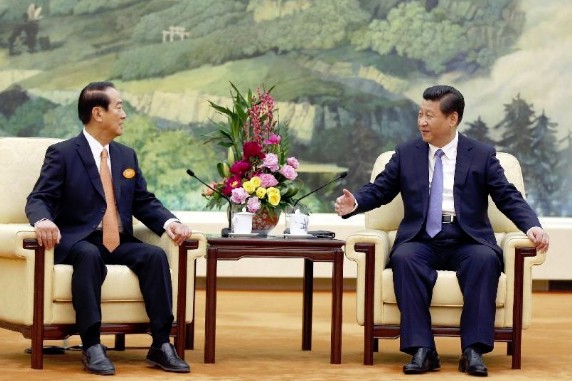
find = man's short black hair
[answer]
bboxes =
[77,81,115,125]
[423,85,465,124]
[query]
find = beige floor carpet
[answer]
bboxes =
[0,291,569,380]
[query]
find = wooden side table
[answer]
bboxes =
[204,236,345,364]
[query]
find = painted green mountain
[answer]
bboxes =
[1,0,533,212]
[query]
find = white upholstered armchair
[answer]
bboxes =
[0,137,207,369]
[344,151,546,369]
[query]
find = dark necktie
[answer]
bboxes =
[100,149,120,251]
[426,149,444,238]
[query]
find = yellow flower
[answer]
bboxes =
[251,176,261,188]
[267,187,281,206]
[256,187,267,199]
[243,180,256,194]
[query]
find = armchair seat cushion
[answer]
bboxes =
[53,265,146,302]
[380,269,508,326]
[381,269,507,307]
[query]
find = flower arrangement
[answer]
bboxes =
[203,83,302,217]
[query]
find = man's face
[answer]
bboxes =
[417,99,457,147]
[99,87,126,138]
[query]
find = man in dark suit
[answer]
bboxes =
[26,81,192,375]
[335,85,549,377]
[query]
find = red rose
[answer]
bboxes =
[243,141,265,160]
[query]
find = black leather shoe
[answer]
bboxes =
[82,344,115,376]
[403,347,441,374]
[146,343,190,373]
[459,347,488,377]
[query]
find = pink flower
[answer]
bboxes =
[286,157,299,169]
[259,173,278,187]
[264,134,281,145]
[230,160,251,176]
[280,165,298,180]
[230,187,249,204]
[261,153,279,171]
[247,197,261,213]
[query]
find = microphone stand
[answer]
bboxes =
[291,171,348,210]
[186,169,232,236]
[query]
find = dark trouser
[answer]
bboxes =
[62,231,174,348]
[389,221,502,355]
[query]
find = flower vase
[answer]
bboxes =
[252,209,281,235]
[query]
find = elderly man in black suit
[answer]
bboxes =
[26,81,192,375]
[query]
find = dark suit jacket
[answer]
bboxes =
[350,133,541,255]
[26,133,176,263]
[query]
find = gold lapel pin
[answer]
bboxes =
[123,168,136,179]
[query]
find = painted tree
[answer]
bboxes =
[463,116,495,145]
[527,111,562,216]
[494,94,535,163]
[556,131,572,216]
[493,95,538,208]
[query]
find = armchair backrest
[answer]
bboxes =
[0,137,62,224]
[364,151,525,234]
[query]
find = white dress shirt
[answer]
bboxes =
[428,131,458,216]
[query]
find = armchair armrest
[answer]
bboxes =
[499,232,547,330]
[345,229,391,326]
[132,223,207,263]
[500,232,547,279]
[0,224,42,259]
[0,225,55,328]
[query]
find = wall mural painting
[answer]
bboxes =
[1,0,571,216]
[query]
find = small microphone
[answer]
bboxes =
[291,171,348,209]
[186,169,232,236]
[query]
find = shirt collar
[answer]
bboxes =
[428,130,458,159]
[83,128,110,158]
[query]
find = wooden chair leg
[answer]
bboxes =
[373,338,379,352]
[185,322,194,350]
[506,341,513,355]
[114,334,125,351]
[355,243,376,365]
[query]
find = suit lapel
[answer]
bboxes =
[108,142,123,204]
[413,140,430,213]
[75,133,106,200]
[453,134,475,215]
[454,133,474,187]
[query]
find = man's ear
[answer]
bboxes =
[92,106,103,122]
[449,112,459,127]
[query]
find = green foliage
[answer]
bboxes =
[352,2,468,74]
[50,0,81,16]
[73,0,140,15]
[0,0,32,20]
[112,0,368,81]
[117,114,218,210]
[40,104,81,138]
[0,97,56,137]
[352,0,522,74]
[130,0,246,43]
[110,43,189,80]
